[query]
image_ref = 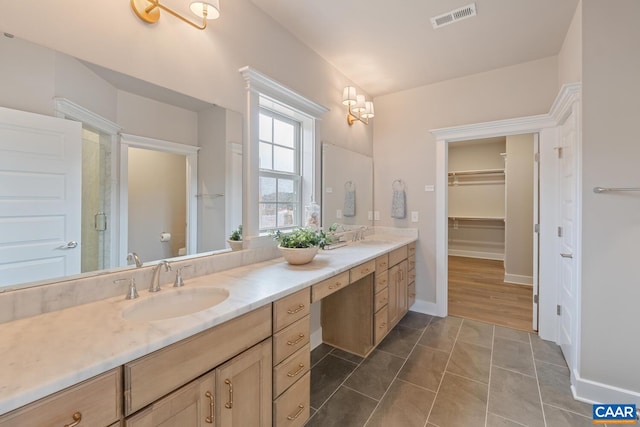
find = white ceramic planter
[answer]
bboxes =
[278,245,318,265]
[227,239,243,251]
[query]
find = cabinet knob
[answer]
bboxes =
[63,412,82,427]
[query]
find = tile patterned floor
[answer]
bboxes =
[305,312,599,427]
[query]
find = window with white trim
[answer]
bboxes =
[258,108,302,231]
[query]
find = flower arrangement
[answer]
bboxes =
[273,227,331,249]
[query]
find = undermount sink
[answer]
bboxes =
[122,287,230,322]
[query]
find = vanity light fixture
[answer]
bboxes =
[342,86,375,125]
[131,0,220,30]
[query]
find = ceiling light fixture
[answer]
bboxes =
[131,0,220,30]
[342,86,374,125]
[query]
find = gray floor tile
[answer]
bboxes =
[311,343,334,367]
[536,360,592,417]
[544,404,594,427]
[397,311,433,330]
[494,325,531,343]
[418,317,461,352]
[376,324,423,358]
[458,318,494,348]
[398,344,449,392]
[487,413,527,426]
[531,334,567,367]
[305,386,377,427]
[345,350,405,400]
[365,379,435,427]
[492,336,536,377]
[447,340,492,383]
[428,372,488,427]
[488,367,544,427]
[331,348,364,364]
[310,354,358,409]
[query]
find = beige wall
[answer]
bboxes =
[504,134,534,280]
[558,1,582,86]
[128,148,186,262]
[581,0,640,394]
[373,57,559,301]
[0,0,373,158]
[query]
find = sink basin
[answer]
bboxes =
[122,287,230,321]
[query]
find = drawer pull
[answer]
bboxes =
[379,322,387,329]
[286,363,305,378]
[362,268,370,274]
[328,281,343,290]
[205,391,215,423]
[224,379,233,409]
[287,333,305,346]
[287,404,305,421]
[63,412,82,427]
[287,304,305,314]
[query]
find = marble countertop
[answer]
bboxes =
[0,232,417,415]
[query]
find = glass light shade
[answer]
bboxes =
[342,86,357,106]
[362,101,375,119]
[353,95,366,113]
[190,0,220,19]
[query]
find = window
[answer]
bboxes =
[258,109,302,231]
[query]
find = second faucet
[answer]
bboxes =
[150,260,172,292]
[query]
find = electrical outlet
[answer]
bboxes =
[325,187,333,193]
[374,211,380,221]
[411,211,419,222]
[367,211,373,220]
[336,209,342,219]
[424,185,434,192]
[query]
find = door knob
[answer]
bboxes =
[57,241,78,249]
[560,253,573,258]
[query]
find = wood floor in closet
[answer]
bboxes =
[448,256,534,332]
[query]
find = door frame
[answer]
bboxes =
[431,82,581,342]
[119,134,199,266]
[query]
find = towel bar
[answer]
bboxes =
[593,187,640,193]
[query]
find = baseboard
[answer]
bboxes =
[503,273,533,286]
[410,298,445,317]
[310,327,323,351]
[572,368,640,405]
[448,249,504,261]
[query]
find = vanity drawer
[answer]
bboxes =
[273,315,310,365]
[389,245,408,267]
[375,254,389,272]
[375,270,389,293]
[273,372,310,427]
[408,282,416,308]
[0,368,121,427]
[124,305,271,415]
[408,255,416,272]
[374,306,389,345]
[273,344,310,398]
[311,271,349,302]
[350,259,375,283]
[408,242,416,256]
[374,287,389,313]
[273,288,310,333]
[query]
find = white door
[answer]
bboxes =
[532,134,540,331]
[0,106,82,287]
[558,108,578,370]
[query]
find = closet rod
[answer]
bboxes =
[593,187,640,193]
[448,169,504,176]
[448,216,505,221]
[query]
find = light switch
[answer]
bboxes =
[367,211,373,220]
[374,211,380,221]
[336,209,343,219]
[326,187,333,193]
[411,211,419,222]
[424,185,434,192]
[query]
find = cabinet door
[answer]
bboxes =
[388,265,399,326]
[216,339,272,427]
[125,371,216,427]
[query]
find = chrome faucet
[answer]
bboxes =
[127,252,143,268]
[150,260,172,292]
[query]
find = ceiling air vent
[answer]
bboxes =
[431,2,477,29]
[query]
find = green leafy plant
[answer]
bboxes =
[228,225,242,241]
[273,227,332,249]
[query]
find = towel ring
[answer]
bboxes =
[392,179,405,191]
[344,180,355,191]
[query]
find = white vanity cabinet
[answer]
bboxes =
[0,368,122,427]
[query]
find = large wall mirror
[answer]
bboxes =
[321,143,373,228]
[0,35,242,291]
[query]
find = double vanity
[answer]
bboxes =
[0,230,417,426]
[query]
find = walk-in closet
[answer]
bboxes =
[447,135,536,331]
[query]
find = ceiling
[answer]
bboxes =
[250,0,579,97]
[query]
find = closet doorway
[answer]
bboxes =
[447,134,538,332]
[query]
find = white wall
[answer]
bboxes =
[504,134,534,281]
[373,57,559,302]
[580,0,640,396]
[558,0,582,86]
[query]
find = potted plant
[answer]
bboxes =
[227,225,243,251]
[273,227,332,265]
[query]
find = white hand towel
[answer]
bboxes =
[391,179,406,219]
